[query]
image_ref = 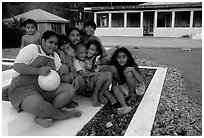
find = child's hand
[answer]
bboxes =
[124,67,134,74]
[39,66,51,76]
[58,64,69,75]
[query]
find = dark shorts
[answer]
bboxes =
[8,84,58,112]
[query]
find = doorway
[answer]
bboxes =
[143,12,154,36]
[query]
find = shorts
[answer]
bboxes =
[9,84,58,112]
[118,83,129,96]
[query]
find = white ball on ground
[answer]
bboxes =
[38,70,61,91]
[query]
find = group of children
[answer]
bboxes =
[9,18,146,127]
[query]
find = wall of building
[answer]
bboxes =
[154,27,201,37]
[38,23,47,36]
[95,27,143,36]
[94,8,202,37]
[61,24,66,34]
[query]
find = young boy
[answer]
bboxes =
[73,43,111,107]
[21,18,41,48]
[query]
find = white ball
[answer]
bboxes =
[38,70,61,91]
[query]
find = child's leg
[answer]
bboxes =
[77,75,86,94]
[91,77,105,107]
[98,72,113,104]
[101,65,121,84]
[61,73,75,84]
[52,83,75,109]
[103,90,117,105]
[112,86,128,108]
[20,93,81,128]
[124,71,137,97]
[112,86,132,115]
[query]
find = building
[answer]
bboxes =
[3,9,69,35]
[84,2,202,37]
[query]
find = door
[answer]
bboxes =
[143,12,154,36]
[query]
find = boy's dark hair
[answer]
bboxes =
[66,27,82,36]
[83,20,96,30]
[23,18,38,29]
[75,42,86,51]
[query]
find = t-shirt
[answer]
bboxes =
[73,59,86,72]
[14,44,62,76]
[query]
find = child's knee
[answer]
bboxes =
[62,83,75,96]
[124,71,134,78]
[21,95,45,112]
[110,65,117,73]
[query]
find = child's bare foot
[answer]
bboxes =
[62,109,82,119]
[91,96,101,107]
[92,100,101,107]
[34,117,53,128]
[136,82,146,96]
[117,107,132,115]
[99,95,108,104]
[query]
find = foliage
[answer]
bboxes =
[2,17,24,49]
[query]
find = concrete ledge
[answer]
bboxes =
[125,67,167,136]
[2,66,167,136]
[2,101,35,136]
[2,97,103,136]
[2,69,16,90]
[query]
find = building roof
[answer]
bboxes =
[84,2,201,11]
[3,9,69,23]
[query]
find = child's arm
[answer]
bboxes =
[13,63,50,76]
[100,56,108,65]
[57,64,69,75]
[125,67,144,83]
[20,35,26,48]
[70,65,78,76]
[77,70,95,78]
[56,49,66,64]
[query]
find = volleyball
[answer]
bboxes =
[38,70,61,91]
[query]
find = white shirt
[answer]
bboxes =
[73,59,86,72]
[14,44,62,76]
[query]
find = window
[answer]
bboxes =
[174,11,190,27]
[52,23,61,33]
[96,13,109,27]
[157,12,172,27]
[127,12,140,27]
[111,13,124,27]
[193,11,202,27]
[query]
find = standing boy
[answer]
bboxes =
[21,18,41,48]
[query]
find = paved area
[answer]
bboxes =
[100,36,202,105]
[99,36,202,48]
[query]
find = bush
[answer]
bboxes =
[2,20,24,49]
[2,27,23,49]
